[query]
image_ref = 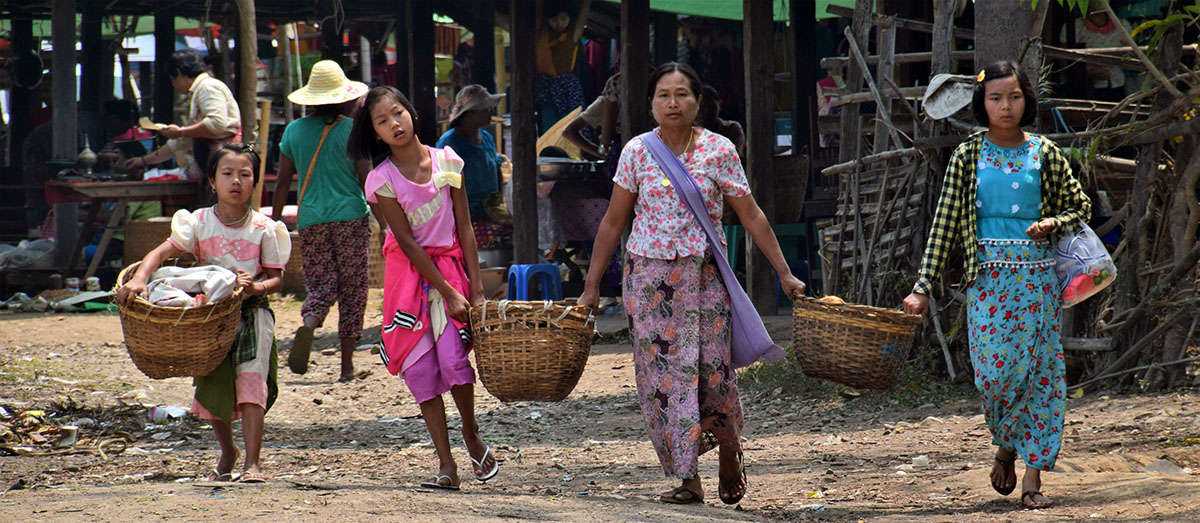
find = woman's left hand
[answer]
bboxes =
[469,284,485,307]
[1026,218,1056,240]
[780,274,806,300]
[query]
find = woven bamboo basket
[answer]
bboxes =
[117,262,244,379]
[470,300,595,402]
[792,296,922,390]
[124,218,196,266]
[282,225,385,294]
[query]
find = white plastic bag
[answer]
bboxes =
[1053,221,1116,308]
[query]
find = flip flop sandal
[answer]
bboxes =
[239,472,271,484]
[288,325,314,374]
[470,445,500,482]
[991,455,1017,496]
[659,486,704,504]
[420,474,461,491]
[719,450,747,505]
[207,469,234,482]
[1021,490,1053,509]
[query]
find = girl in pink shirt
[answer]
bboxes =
[347,86,496,490]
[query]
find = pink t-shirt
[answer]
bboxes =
[613,128,750,259]
[365,146,460,248]
[168,207,291,277]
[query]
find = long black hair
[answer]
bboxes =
[972,61,1038,127]
[346,86,421,161]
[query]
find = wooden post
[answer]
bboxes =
[236,0,259,144]
[974,0,1031,72]
[930,0,956,75]
[652,12,677,66]
[361,35,373,83]
[510,0,539,264]
[321,0,345,66]
[744,0,777,314]
[791,0,817,155]
[52,0,78,269]
[408,1,437,146]
[473,0,498,93]
[80,5,103,113]
[280,25,294,121]
[873,18,896,152]
[10,14,35,196]
[394,2,411,91]
[838,0,872,164]
[620,0,651,147]
[154,15,176,125]
[495,27,507,114]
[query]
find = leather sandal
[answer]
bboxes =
[991,454,1017,496]
[1021,490,1053,509]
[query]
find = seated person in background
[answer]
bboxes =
[563,72,621,162]
[1069,8,1132,102]
[22,99,139,237]
[436,85,511,249]
[697,85,745,156]
[123,49,241,180]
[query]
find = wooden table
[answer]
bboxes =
[45,179,198,279]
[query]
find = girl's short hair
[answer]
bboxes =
[347,86,420,161]
[647,62,703,101]
[207,142,262,187]
[972,61,1038,127]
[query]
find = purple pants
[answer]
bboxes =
[299,217,370,338]
[401,320,476,404]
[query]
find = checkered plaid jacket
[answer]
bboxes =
[912,132,1091,296]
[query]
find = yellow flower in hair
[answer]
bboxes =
[431,147,464,189]
[977,70,986,83]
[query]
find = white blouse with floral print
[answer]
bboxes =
[613,128,750,260]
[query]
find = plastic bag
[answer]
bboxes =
[1053,221,1116,308]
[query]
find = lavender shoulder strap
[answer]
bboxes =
[640,132,784,368]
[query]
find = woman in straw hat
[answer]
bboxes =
[436,84,510,248]
[271,60,373,381]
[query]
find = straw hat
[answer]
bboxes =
[287,60,368,106]
[922,73,974,120]
[449,84,505,126]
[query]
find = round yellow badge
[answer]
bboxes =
[661,178,671,187]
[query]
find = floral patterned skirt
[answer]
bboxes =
[968,239,1066,471]
[623,252,742,479]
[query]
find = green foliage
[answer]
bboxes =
[1022,0,1091,17]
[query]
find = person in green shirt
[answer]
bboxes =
[272,60,373,382]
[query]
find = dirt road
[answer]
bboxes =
[1,293,1198,521]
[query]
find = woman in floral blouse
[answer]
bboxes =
[904,61,1090,509]
[579,62,805,506]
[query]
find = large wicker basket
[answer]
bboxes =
[470,301,595,402]
[792,296,922,390]
[282,223,386,294]
[117,262,244,379]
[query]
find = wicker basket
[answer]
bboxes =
[117,262,244,379]
[124,218,196,266]
[470,300,595,402]
[792,296,922,390]
[282,231,305,294]
[282,224,386,294]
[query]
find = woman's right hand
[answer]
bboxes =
[577,286,600,310]
[116,280,147,308]
[446,289,472,324]
[902,292,930,318]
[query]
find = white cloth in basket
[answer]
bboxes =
[146,265,238,307]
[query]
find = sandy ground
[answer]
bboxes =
[1,291,1198,521]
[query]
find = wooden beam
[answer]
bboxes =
[744,0,776,314]
[620,0,651,146]
[974,0,1031,76]
[320,0,345,66]
[652,11,677,65]
[408,1,437,145]
[52,0,78,270]
[930,0,956,75]
[820,50,973,69]
[236,0,259,143]
[791,0,817,155]
[393,2,410,91]
[154,15,175,125]
[9,13,35,203]
[826,4,974,40]
[471,0,497,93]
[80,5,104,112]
[1043,45,1146,71]
[509,0,538,264]
[838,0,871,164]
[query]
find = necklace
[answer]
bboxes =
[663,127,694,156]
[215,206,251,227]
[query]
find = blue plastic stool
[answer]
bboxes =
[507,263,563,300]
